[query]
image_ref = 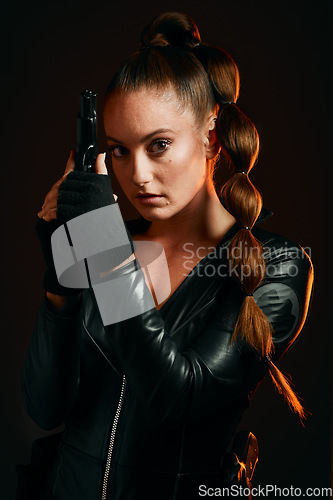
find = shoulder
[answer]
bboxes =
[252,226,313,283]
[250,227,314,357]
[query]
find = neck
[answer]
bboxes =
[145,180,236,246]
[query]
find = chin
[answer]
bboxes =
[136,206,175,222]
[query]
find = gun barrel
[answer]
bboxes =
[75,90,98,172]
[79,89,96,118]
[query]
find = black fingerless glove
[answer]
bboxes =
[35,217,82,296]
[36,172,115,295]
[57,171,115,224]
[37,170,136,296]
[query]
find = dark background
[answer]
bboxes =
[1,0,332,498]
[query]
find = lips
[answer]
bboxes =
[136,193,161,198]
[135,193,165,206]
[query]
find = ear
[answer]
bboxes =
[204,113,221,160]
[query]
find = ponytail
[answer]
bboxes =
[267,356,307,423]
[194,45,306,421]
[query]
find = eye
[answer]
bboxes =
[108,145,129,159]
[148,139,171,154]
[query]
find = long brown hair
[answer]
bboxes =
[106,11,305,421]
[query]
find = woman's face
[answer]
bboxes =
[103,88,214,222]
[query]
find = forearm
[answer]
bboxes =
[22,295,82,430]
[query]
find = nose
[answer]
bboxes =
[131,153,154,186]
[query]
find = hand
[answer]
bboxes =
[37,151,117,222]
[36,151,117,295]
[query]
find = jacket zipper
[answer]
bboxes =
[101,374,127,500]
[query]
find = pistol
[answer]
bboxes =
[75,89,98,172]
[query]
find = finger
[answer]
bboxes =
[43,185,60,205]
[41,208,57,222]
[39,186,59,214]
[43,175,65,205]
[94,153,108,175]
[38,201,56,219]
[40,188,60,214]
[64,150,75,176]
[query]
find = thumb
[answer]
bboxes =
[64,150,75,176]
[94,153,108,175]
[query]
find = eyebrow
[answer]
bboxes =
[106,128,174,145]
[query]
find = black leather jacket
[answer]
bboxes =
[22,208,314,500]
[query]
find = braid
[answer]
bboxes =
[194,43,306,421]
[216,104,270,355]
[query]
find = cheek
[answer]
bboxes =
[169,136,203,175]
[172,140,205,183]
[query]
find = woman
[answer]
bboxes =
[22,11,314,500]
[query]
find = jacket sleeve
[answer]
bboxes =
[88,237,314,428]
[21,295,82,430]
